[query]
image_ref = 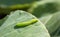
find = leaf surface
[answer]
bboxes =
[0,10,50,37]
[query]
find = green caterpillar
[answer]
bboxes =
[16,19,38,27]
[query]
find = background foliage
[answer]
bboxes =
[0,0,60,37]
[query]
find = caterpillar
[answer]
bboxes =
[16,19,38,27]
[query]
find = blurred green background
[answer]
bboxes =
[0,0,60,37]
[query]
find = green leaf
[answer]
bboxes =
[0,0,40,9]
[28,1,60,36]
[38,11,60,36]
[52,36,60,37]
[0,10,50,37]
[45,11,60,34]
[39,14,52,24]
[0,0,40,14]
[53,27,60,36]
[0,0,41,19]
[28,0,60,17]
